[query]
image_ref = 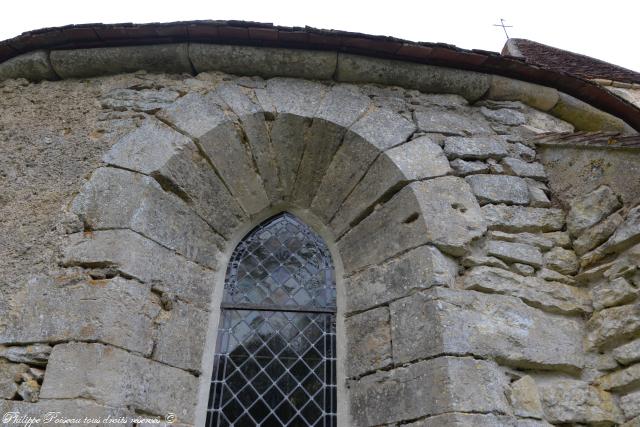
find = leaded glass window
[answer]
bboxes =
[206,213,337,427]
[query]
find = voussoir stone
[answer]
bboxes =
[338,177,484,272]
[538,379,622,425]
[349,356,509,426]
[72,167,223,268]
[463,266,591,315]
[466,174,530,205]
[63,230,215,309]
[345,307,392,378]
[444,136,508,160]
[482,204,565,232]
[486,240,543,267]
[587,303,640,350]
[40,342,198,423]
[390,287,584,371]
[567,185,622,237]
[0,276,159,355]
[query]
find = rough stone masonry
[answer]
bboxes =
[1,24,640,427]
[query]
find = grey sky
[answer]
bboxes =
[2,0,639,72]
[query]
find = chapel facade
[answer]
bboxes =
[1,21,640,427]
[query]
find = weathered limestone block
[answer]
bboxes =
[587,303,640,350]
[598,205,640,255]
[567,185,621,237]
[574,212,624,256]
[463,266,591,315]
[598,364,640,392]
[462,255,509,270]
[449,158,490,176]
[550,92,631,133]
[345,307,392,378]
[344,245,435,313]
[99,87,180,112]
[592,277,637,311]
[0,359,27,399]
[614,340,640,366]
[390,287,584,370]
[0,276,159,355]
[72,167,222,268]
[465,174,530,205]
[312,108,415,222]
[501,157,547,180]
[0,399,132,427]
[538,379,621,425]
[481,106,526,125]
[349,356,509,426]
[64,230,215,309]
[528,184,551,208]
[621,391,640,420]
[487,230,554,251]
[153,300,208,373]
[402,413,552,426]
[330,136,451,236]
[189,44,337,79]
[40,342,198,423]
[0,50,57,81]
[537,268,576,285]
[482,204,564,232]
[335,53,491,102]
[487,75,559,112]
[544,247,579,276]
[512,262,535,276]
[427,245,460,287]
[486,240,543,267]
[414,109,493,136]
[0,344,51,366]
[546,231,572,248]
[338,177,484,271]
[50,44,192,78]
[156,91,228,138]
[102,118,246,236]
[508,375,544,419]
[443,136,508,160]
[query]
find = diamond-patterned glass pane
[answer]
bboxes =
[223,213,336,309]
[207,213,337,427]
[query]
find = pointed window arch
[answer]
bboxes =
[206,212,337,426]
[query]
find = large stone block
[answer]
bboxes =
[40,342,198,423]
[103,118,246,236]
[156,91,228,139]
[550,92,631,133]
[50,44,192,78]
[330,136,451,236]
[508,375,544,419]
[336,53,491,102]
[567,185,621,237]
[0,399,132,427]
[314,83,371,128]
[338,177,484,272]
[345,307,392,378]
[444,136,508,160]
[414,109,494,136]
[261,77,328,117]
[501,157,547,180]
[0,50,57,81]
[587,303,640,350]
[592,277,636,311]
[0,276,159,355]
[463,266,591,315]
[63,230,216,309]
[487,75,559,112]
[466,174,530,205]
[72,167,223,268]
[345,245,436,313]
[538,379,622,425]
[389,287,584,371]
[486,240,543,267]
[189,44,337,79]
[153,300,208,373]
[482,204,565,232]
[349,356,509,426]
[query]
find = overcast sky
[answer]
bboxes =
[2,0,639,72]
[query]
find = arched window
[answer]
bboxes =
[206,212,337,427]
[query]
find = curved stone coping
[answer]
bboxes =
[0,20,638,132]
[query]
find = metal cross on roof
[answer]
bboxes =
[493,18,513,39]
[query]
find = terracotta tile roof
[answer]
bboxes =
[503,38,640,85]
[1,21,639,131]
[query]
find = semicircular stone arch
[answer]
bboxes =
[53,76,489,425]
